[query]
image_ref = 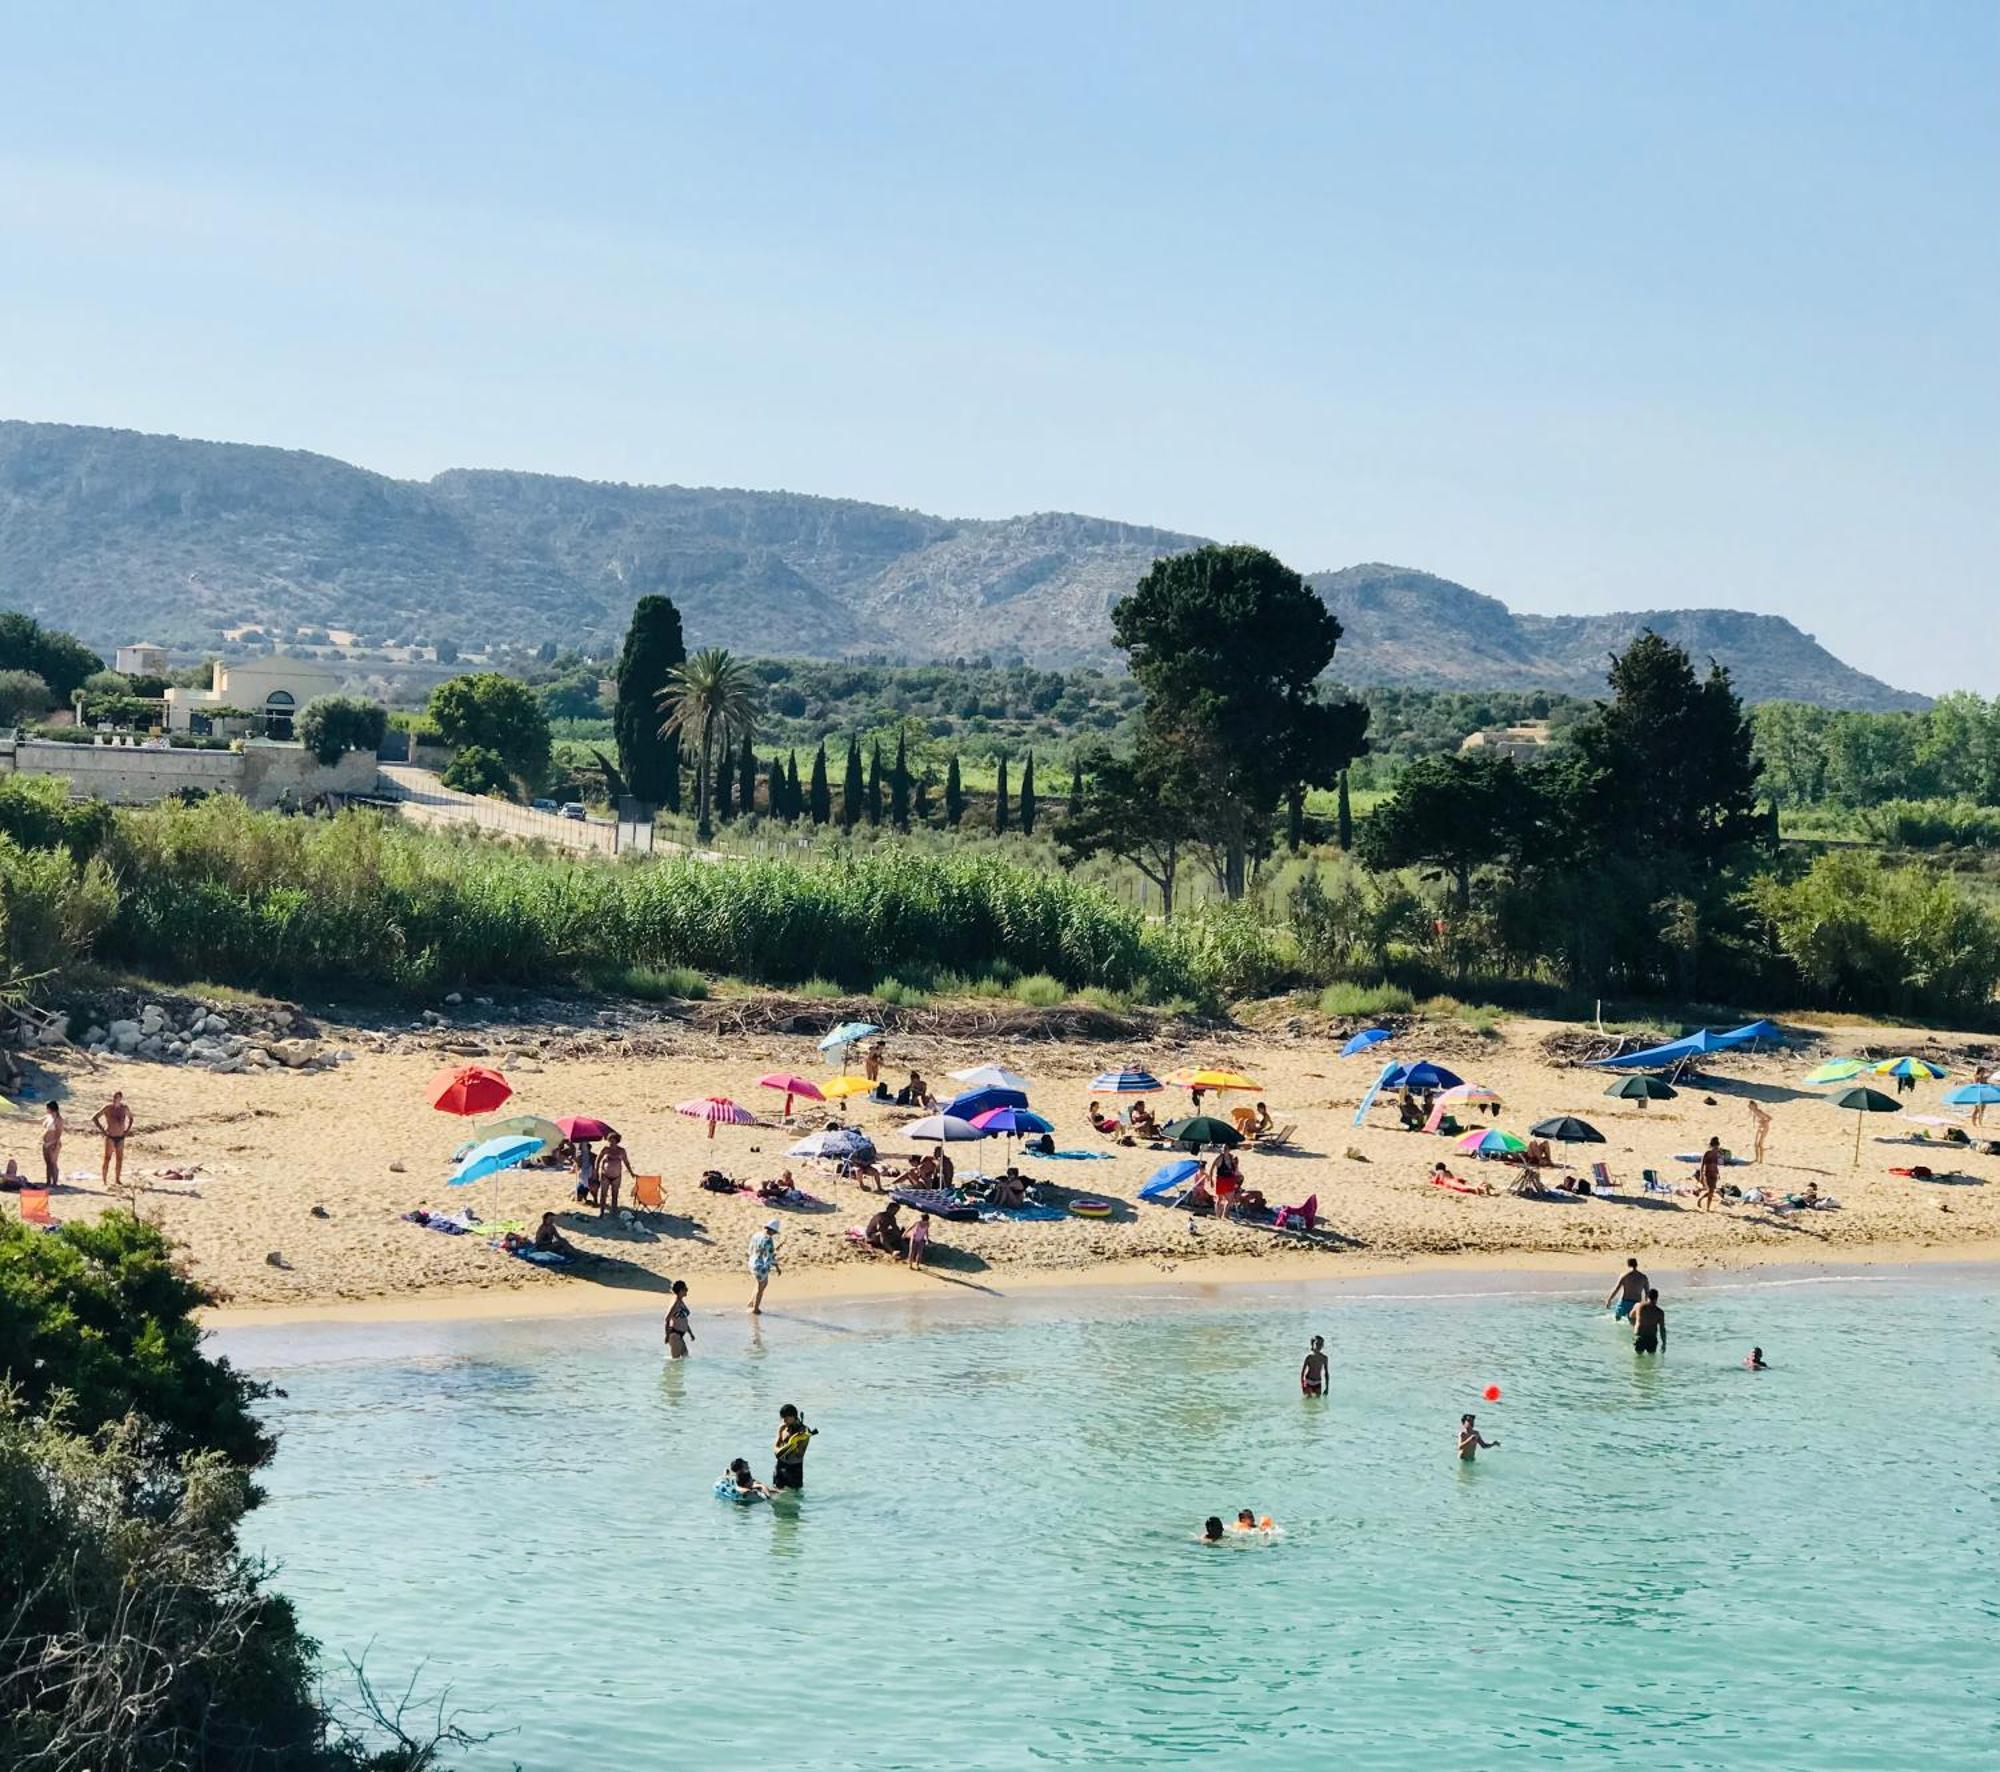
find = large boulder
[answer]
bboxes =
[271,1038,321,1069]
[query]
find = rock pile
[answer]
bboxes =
[76,996,353,1075]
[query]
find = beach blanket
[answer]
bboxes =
[978,1203,1066,1223]
[1672,1153,1751,1166]
[1429,1174,1487,1195]
[1026,1150,1114,1162]
[758,1188,831,1210]
[500,1243,570,1266]
[889,1187,981,1222]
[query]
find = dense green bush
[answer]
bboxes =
[1855,798,2000,851]
[1138,902,1290,1005]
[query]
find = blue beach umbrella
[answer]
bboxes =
[1090,1068,1163,1093]
[970,1107,1054,1138]
[1873,1057,1949,1080]
[1138,1158,1203,1202]
[448,1134,544,1187]
[1943,1083,2000,1107]
[1341,1027,1392,1058]
[942,1085,1030,1121]
[818,1021,881,1053]
[1383,1061,1463,1091]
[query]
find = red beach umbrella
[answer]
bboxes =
[428,1064,512,1117]
[757,1073,827,1117]
[554,1115,617,1143]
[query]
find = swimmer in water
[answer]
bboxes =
[1203,1516,1226,1543]
[1746,1346,1768,1370]
[1301,1334,1329,1397]
[1235,1509,1257,1531]
[1458,1413,1498,1461]
[721,1457,771,1500]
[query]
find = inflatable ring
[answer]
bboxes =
[1069,1198,1115,1218]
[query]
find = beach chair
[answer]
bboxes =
[1589,1161,1613,1192]
[1256,1123,1299,1150]
[1641,1167,1670,1195]
[17,1189,54,1226]
[1273,1194,1318,1232]
[631,1174,664,1211]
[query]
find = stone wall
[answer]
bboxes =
[0,738,378,807]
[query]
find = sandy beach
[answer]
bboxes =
[16,1006,1998,1320]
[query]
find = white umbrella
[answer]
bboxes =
[948,1064,1032,1093]
[906,1114,985,1143]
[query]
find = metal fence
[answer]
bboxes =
[375,764,624,856]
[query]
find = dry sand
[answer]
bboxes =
[17,1011,1999,1320]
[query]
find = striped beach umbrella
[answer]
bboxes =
[676,1095,757,1140]
[1872,1057,1949,1080]
[1090,1068,1163,1094]
[1802,1059,1867,1086]
[1455,1128,1527,1157]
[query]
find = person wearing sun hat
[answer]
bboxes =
[747,1216,782,1314]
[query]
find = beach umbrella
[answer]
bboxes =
[1161,1114,1242,1149]
[818,1021,880,1053]
[676,1096,757,1140]
[942,1085,1029,1120]
[489,1113,563,1155]
[1605,1076,1676,1104]
[1455,1128,1527,1157]
[1340,1027,1392,1058]
[428,1063,512,1117]
[1383,1061,1463,1091]
[969,1106,1054,1137]
[1090,1068,1163,1094]
[1832,1085,1902,1164]
[1138,1158,1204,1202]
[757,1072,826,1116]
[949,1064,1033,1094]
[1943,1083,2000,1107]
[1529,1115,1605,1145]
[447,1133,544,1187]
[1872,1057,1949,1080]
[907,1114,986,1143]
[820,1075,876,1099]
[1171,1069,1261,1092]
[1802,1059,1867,1086]
[554,1114,617,1143]
[1439,1084,1501,1104]
[787,1128,875,1161]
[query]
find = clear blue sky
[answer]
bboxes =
[4,3,1994,693]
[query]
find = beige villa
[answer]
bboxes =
[163,655,345,736]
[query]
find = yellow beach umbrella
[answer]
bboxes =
[821,1075,876,1099]
[1173,1069,1262,1092]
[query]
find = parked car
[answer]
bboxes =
[560,802,587,821]
[530,798,558,812]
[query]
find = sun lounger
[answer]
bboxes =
[1255,1123,1299,1150]
[1641,1168,1669,1194]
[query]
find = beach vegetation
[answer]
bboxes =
[1316,980,1416,1018]
[1009,972,1067,1007]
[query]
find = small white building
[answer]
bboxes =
[115,642,168,677]
[164,655,346,736]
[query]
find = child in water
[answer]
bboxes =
[1203,1516,1226,1543]
[1458,1414,1499,1461]
[1300,1335,1329,1397]
[1745,1347,1769,1370]
[719,1457,772,1501]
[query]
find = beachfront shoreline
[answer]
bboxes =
[204,1235,2000,1330]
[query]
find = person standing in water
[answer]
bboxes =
[1632,1288,1667,1355]
[663,1279,693,1359]
[1605,1257,1649,1322]
[1300,1335,1330,1397]
[92,1091,133,1192]
[1458,1414,1498,1460]
[1745,1346,1768,1370]
[772,1404,814,1491]
[1747,1100,1772,1165]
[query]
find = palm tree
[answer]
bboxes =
[657,648,756,838]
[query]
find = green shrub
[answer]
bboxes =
[1011,972,1067,1007]
[1141,903,1289,1006]
[1317,980,1416,1018]
[872,975,930,1007]
[796,977,846,999]
[608,963,709,1001]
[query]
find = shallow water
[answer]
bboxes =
[225,1270,2000,1769]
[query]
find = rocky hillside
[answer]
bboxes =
[0,420,1922,709]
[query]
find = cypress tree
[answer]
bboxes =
[738,733,757,816]
[1336,770,1353,851]
[1018,750,1037,836]
[890,731,910,830]
[842,737,864,829]
[1068,757,1084,820]
[765,752,784,819]
[993,755,1010,833]
[786,751,803,821]
[1286,782,1305,852]
[612,594,684,810]
[945,754,964,826]
[714,734,735,819]
[913,770,931,823]
[810,744,831,824]
[866,742,884,826]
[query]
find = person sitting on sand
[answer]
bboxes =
[1128,1100,1160,1139]
[1458,1414,1498,1460]
[990,1168,1029,1210]
[906,1211,931,1268]
[758,1169,801,1204]
[1088,1099,1121,1135]
[1397,1089,1424,1131]
[1202,1516,1226,1543]
[533,1212,577,1257]
[1746,1346,1768,1370]
[0,1158,20,1192]
[865,1200,906,1255]
[1253,1101,1276,1139]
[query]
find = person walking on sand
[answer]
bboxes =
[1747,1100,1771,1165]
[1300,1335,1330,1397]
[1972,1065,1991,1128]
[1632,1288,1667,1355]
[747,1218,781,1314]
[865,1041,885,1084]
[1696,1138,1723,1211]
[1458,1413,1498,1461]
[905,1210,931,1268]
[1605,1257,1649,1322]
[595,1130,633,1215]
[39,1102,63,1189]
[664,1279,693,1359]
[92,1091,133,1191]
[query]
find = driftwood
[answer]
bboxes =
[686,993,1162,1044]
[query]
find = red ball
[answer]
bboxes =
[1482,1384,1502,1403]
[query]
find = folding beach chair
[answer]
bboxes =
[630,1174,665,1211]
[1589,1161,1613,1192]
[1641,1168,1670,1195]
[17,1188,54,1226]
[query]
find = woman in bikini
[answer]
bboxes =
[664,1279,693,1358]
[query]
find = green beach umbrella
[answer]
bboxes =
[1606,1076,1676,1104]
[1802,1059,1867,1086]
[1529,1115,1605,1145]
[1162,1115,1243,1149]
[1832,1085,1901,1164]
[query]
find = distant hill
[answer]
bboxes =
[0,421,1924,710]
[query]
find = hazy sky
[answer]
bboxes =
[3,3,1994,692]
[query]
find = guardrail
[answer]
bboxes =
[375,764,622,855]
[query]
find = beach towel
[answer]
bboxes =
[1028,1150,1115,1161]
[1429,1173,1486,1195]
[501,1244,570,1266]
[978,1203,1066,1223]
[1272,1194,1318,1232]
[1672,1153,1751,1166]
[17,1189,54,1225]
[1889,1166,1935,1179]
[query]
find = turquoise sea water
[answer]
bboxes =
[223,1269,1999,1769]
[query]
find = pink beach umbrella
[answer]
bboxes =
[676,1095,758,1140]
[757,1073,826,1117]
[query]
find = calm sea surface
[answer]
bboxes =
[221,1268,2000,1769]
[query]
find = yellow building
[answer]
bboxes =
[163,656,346,736]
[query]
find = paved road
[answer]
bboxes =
[375,764,622,855]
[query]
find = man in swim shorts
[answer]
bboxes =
[92,1091,133,1191]
[1300,1335,1329,1396]
[772,1403,813,1490]
[1605,1257,1648,1321]
[1632,1288,1667,1355]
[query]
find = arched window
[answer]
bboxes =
[263,688,297,740]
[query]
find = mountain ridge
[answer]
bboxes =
[0,420,1924,710]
